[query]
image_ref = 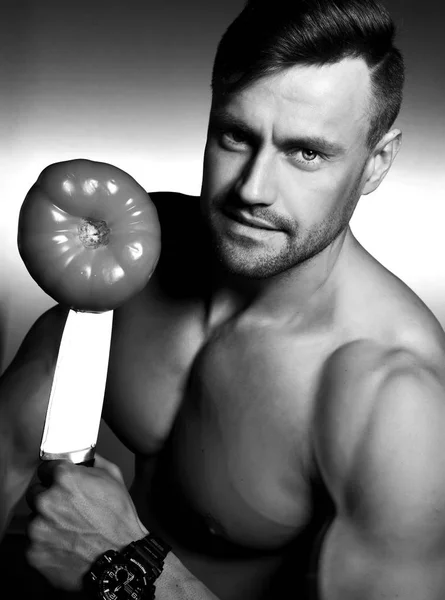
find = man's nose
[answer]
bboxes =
[235,150,277,206]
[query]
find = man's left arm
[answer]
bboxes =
[317,363,445,600]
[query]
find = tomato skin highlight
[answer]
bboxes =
[18,159,161,312]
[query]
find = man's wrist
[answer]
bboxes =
[85,532,171,599]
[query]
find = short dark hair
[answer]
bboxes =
[211,0,405,149]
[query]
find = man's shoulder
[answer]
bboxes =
[148,191,201,237]
[324,242,445,423]
[339,236,445,358]
[142,191,207,298]
[149,190,199,206]
[318,338,445,437]
[315,338,445,504]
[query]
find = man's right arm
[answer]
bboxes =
[0,304,68,539]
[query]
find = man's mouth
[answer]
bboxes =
[222,208,279,231]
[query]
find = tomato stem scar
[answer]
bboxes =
[78,218,110,249]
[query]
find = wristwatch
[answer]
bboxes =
[86,533,171,599]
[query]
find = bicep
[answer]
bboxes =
[317,365,445,600]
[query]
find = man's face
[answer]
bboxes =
[200,58,374,279]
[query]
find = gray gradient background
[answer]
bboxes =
[1,0,444,487]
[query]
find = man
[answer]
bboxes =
[2,0,445,598]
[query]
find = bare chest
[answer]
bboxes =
[168,325,327,548]
[110,308,332,549]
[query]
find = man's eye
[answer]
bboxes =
[222,130,247,145]
[287,148,322,167]
[300,149,318,162]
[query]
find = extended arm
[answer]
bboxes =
[317,357,445,599]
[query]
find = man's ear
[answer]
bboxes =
[362,129,402,196]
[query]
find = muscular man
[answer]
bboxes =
[2,0,445,598]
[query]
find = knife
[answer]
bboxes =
[40,308,114,465]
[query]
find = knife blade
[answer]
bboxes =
[40,309,114,464]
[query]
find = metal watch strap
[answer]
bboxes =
[124,533,171,584]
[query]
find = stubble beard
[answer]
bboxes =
[206,203,356,280]
[209,228,309,279]
[204,180,362,280]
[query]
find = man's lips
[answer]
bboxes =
[222,208,279,231]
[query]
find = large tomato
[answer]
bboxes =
[18,159,161,312]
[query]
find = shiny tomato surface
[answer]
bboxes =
[18,159,161,312]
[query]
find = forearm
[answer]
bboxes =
[0,485,23,541]
[0,492,13,542]
[0,403,40,541]
[0,317,60,541]
[0,462,35,541]
[155,553,220,600]
[0,428,37,542]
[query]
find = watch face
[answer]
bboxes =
[98,561,146,600]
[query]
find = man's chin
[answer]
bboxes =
[206,220,295,279]
[213,246,291,280]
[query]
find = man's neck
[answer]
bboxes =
[206,228,354,330]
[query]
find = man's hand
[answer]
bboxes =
[25,455,148,591]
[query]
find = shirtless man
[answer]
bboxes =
[2,0,445,598]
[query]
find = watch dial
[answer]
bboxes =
[99,562,145,600]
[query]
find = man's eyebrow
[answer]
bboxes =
[209,109,346,156]
[209,110,254,136]
[279,135,346,156]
